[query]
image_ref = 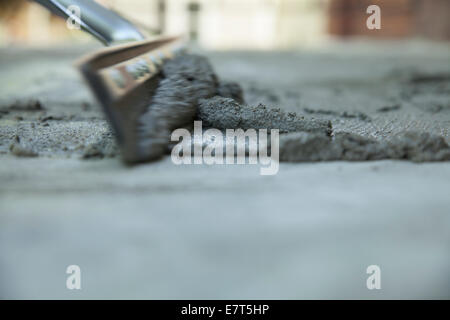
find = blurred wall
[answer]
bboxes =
[0,0,449,48]
[328,0,450,40]
[0,0,328,48]
[113,0,329,50]
[0,0,89,45]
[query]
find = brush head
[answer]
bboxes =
[77,37,193,164]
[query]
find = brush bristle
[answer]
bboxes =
[137,54,218,160]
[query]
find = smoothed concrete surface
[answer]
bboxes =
[1,157,449,299]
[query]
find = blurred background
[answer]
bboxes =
[0,0,449,49]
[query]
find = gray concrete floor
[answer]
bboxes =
[0,41,449,299]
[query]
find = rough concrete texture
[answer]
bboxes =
[1,42,450,299]
[198,96,332,135]
[279,131,450,162]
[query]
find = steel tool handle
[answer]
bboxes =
[32,0,145,45]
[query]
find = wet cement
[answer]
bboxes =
[198,96,332,135]
[1,48,449,163]
[279,131,450,162]
[137,54,330,161]
[194,96,450,162]
[138,54,449,163]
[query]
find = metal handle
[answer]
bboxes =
[33,0,145,45]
